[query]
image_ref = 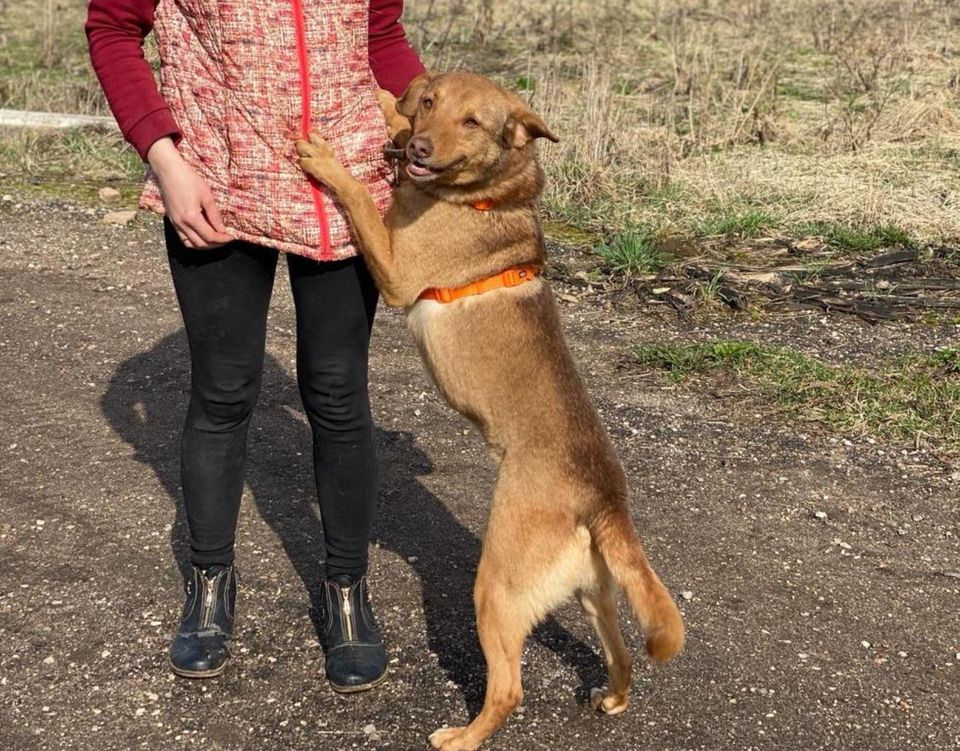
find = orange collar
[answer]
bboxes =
[419,265,540,304]
[471,198,495,211]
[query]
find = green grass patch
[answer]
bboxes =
[696,208,780,239]
[798,221,913,252]
[595,228,671,276]
[632,341,960,453]
[0,178,144,207]
[542,221,603,249]
[776,81,823,102]
[0,129,143,183]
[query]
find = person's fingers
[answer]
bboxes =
[174,219,205,249]
[172,223,193,247]
[182,211,229,248]
[200,190,230,237]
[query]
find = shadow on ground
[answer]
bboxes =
[99,330,605,712]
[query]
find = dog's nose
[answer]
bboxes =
[408,136,433,160]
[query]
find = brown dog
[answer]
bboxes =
[296,72,684,751]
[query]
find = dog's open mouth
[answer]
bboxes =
[406,161,439,181]
[405,156,465,182]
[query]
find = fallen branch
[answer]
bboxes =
[0,109,118,131]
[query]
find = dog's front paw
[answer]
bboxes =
[295,131,336,160]
[429,726,477,751]
[295,132,341,182]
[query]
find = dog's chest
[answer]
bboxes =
[405,298,443,348]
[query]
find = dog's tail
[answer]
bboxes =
[590,506,685,662]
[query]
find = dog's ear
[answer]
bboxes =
[503,107,560,149]
[396,73,435,117]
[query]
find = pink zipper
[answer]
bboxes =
[291,0,332,259]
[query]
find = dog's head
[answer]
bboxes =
[395,72,558,187]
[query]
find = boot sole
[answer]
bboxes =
[169,657,228,679]
[328,668,388,694]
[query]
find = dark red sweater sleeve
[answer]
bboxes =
[85,0,181,161]
[368,0,426,96]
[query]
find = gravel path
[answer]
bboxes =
[1,194,957,750]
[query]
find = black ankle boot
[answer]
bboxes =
[169,563,237,678]
[322,575,388,693]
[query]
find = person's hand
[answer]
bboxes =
[147,137,232,249]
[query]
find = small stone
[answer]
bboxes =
[98,187,121,203]
[406,555,419,564]
[1,194,12,202]
[102,209,137,226]
[680,591,694,601]
[363,724,377,735]
[43,656,55,665]
[897,651,907,658]
[101,650,111,658]
[861,641,871,649]
[814,511,827,520]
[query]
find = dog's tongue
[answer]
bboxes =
[407,163,434,177]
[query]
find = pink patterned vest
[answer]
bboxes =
[139,0,393,260]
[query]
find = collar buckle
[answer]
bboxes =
[502,268,530,288]
[434,287,455,303]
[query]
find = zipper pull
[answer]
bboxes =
[205,581,216,610]
[199,572,218,629]
[340,585,355,642]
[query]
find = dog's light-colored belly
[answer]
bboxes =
[405,297,462,403]
[404,281,577,459]
[406,297,443,343]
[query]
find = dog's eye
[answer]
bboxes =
[421,97,433,110]
[463,117,480,129]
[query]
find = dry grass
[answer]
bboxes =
[2,0,960,243]
[0,0,148,184]
[0,0,107,116]
[406,0,960,242]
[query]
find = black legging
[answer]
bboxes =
[165,220,379,579]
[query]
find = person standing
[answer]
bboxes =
[85,0,424,692]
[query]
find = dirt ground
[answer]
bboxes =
[1,193,958,751]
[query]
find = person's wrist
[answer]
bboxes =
[146,137,183,178]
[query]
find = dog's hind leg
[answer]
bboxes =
[579,568,633,715]
[429,561,527,751]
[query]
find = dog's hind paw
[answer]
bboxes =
[429,726,476,751]
[590,686,629,715]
